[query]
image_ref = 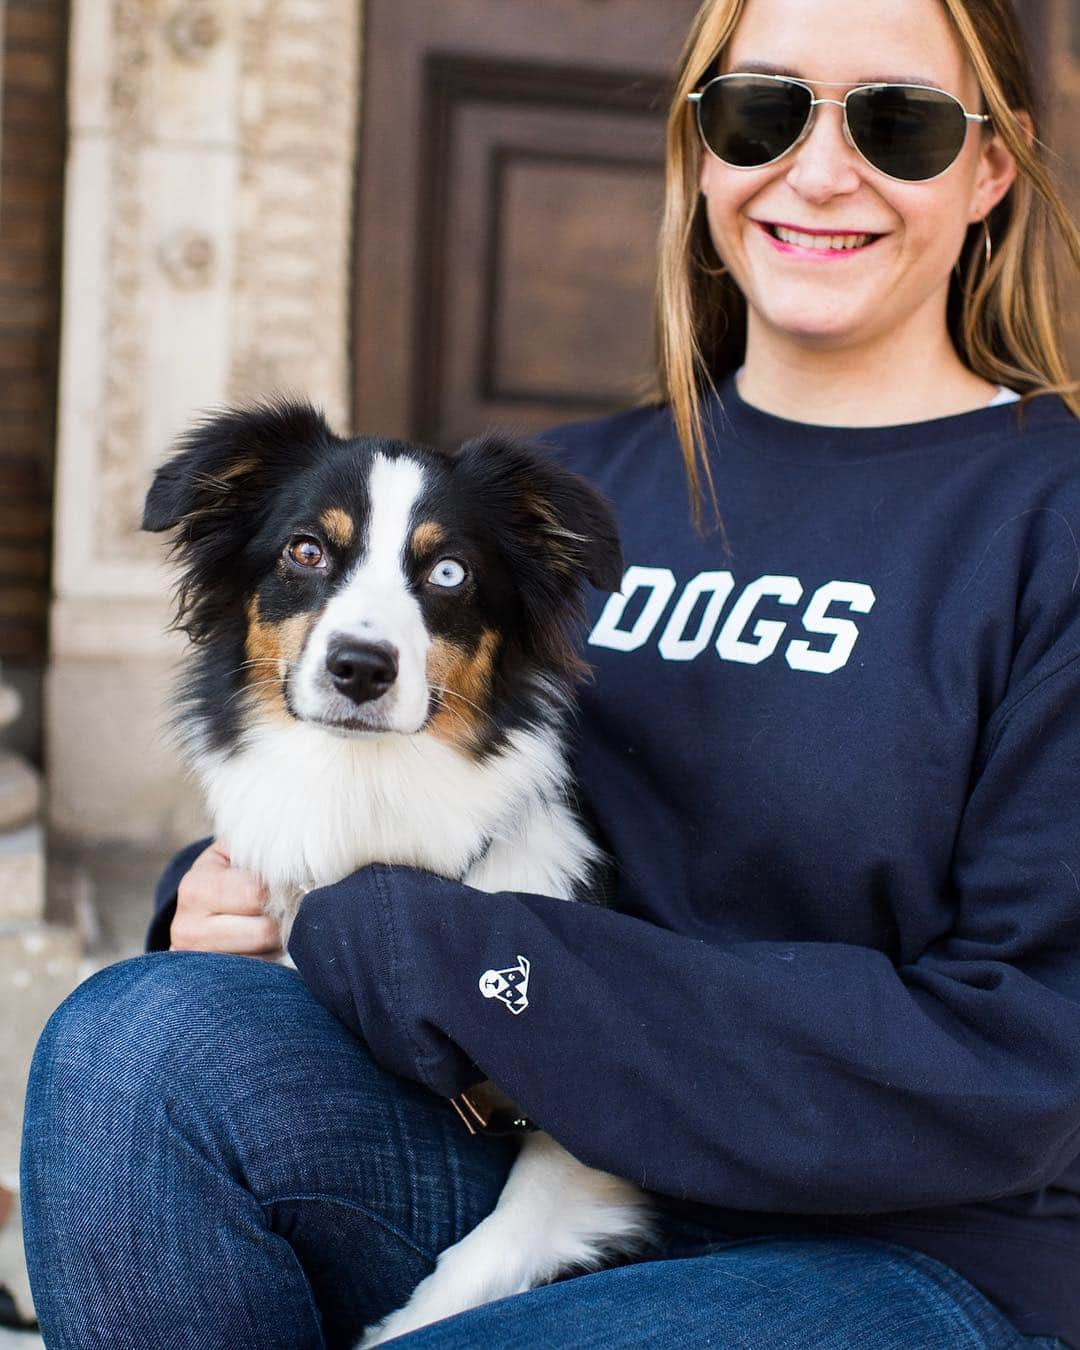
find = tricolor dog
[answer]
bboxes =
[143,401,653,1345]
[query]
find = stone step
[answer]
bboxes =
[0,756,40,836]
[0,827,45,927]
[0,1326,42,1348]
[0,927,83,1180]
[0,686,20,731]
[0,1184,39,1339]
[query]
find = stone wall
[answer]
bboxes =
[48,0,362,866]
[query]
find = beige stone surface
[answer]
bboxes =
[0,753,41,833]
[0,1187,39,1337]
[0,825,45,926]
[0,685,19,731]
[47,659,208,848]
[53,0,360,611]
[0,926,83,1180]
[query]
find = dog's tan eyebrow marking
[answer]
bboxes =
[319,507,355,548]
[411,521,445,556]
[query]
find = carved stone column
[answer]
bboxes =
[48,1,361,858]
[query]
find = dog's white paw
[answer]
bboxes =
[356,1306,428,1347]
[356,1288,474,1347]
[355,1318,396,1348]
[356,1242,531,1347]
[355,1134,653,1347]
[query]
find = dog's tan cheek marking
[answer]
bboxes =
[320,507,355,549]
[244,598,318,721]
[277,612,319,665]
[426,629,500,753]
[411,521,445,558]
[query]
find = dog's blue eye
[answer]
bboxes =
[428,558,466,589]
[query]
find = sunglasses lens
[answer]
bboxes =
[846,85,968,180]
[697,76,813,167]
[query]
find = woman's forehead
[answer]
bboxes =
[722,0,975,96]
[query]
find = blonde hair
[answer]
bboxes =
[655,0,1080,527]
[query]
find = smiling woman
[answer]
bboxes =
[702,0,1013,376]
[19,1,1080,1348]
[660,0,1079,519]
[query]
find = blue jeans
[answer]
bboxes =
[21,954,1062,1350]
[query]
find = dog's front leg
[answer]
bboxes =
[357,1131,653,1347]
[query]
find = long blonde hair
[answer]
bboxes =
[655,0,1080,527]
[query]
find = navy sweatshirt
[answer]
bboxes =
[151,379,1080,1343]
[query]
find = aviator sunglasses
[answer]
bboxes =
[689,73,990,182]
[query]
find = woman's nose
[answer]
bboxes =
[784,101,863,202]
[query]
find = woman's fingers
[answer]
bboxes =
[178,840,270,917]
[170,910,283,955]
[171,838,280,954]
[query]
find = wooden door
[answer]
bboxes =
[352,0,701,446]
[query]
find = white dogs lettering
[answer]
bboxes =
[590,567,876,675]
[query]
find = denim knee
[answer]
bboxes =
[20,955,352,1350]
[28,953,295,1098]
[22,954,329,1176]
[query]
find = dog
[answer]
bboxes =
[143,400,654,1345]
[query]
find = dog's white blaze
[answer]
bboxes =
[293,453,431,730]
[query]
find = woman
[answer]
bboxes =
[22,0,1080,1345]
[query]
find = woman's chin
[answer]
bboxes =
[756,311,878,351]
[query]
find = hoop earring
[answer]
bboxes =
[982,217,993,268]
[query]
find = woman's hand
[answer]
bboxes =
[170,840,282,957]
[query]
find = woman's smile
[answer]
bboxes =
[751,219,887,260]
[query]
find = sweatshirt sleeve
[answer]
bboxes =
[289,646,1080,1215]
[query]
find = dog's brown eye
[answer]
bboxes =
[286,537,325,568]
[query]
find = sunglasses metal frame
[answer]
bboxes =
[688,72,990,183]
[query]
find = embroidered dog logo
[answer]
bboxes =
[478,956,530,1015]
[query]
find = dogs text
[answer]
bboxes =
[588,567,876,674]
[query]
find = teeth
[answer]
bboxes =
[773,225,873,250]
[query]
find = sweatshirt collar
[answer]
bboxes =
[708,372,1039,463]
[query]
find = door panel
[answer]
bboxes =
[429,74,667,442]
[353,2,701,445]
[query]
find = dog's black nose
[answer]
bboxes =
[326,639,398,704]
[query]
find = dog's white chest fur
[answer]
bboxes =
[194,716,600,937]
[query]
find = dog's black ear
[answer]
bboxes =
[143,399,336,533]
[453,433,624,594]
[144,399,338,643]
[451,433,624,681]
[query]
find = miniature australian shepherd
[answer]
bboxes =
[143,400,653,1345]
